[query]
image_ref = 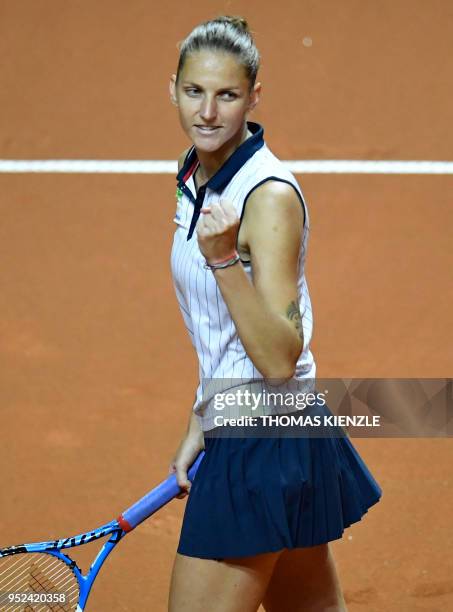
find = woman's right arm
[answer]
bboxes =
[169,148,203,499]
[169,401,205,499]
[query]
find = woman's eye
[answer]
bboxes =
[220,92,237,100]
[184,89,237,100]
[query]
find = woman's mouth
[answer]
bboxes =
[194,125,221,135]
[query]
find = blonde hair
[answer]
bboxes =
[176,16,260,89]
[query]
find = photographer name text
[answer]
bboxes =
[213,414,381,427]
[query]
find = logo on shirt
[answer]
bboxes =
[176,186,183,202]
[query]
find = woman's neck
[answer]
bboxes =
[195,123,251,184]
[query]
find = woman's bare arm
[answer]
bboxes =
[201,181,305,381]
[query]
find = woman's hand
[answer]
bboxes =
[197,200,240,264]
[169,432,205,499]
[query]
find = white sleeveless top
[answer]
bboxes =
[170,122,316,431]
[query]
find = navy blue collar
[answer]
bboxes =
[177,121,264,194]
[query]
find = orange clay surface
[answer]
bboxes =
[1,2,452,611]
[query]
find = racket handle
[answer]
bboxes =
[118,450,205,532]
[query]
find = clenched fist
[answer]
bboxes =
[196,200,240,265]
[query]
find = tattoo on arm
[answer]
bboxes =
[286,300,304,342]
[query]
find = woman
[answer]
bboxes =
[167,16,382,612]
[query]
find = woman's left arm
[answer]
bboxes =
[197,181,305,381]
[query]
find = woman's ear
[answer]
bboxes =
[169,75,178,106]
[248,82,262,112]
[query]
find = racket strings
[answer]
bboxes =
[0,553,79,611]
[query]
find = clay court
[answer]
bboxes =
[1,1,452,610]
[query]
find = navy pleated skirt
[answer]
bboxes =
[177,401,382,560]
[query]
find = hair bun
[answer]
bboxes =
[215,15,250,34]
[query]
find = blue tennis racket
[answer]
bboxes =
[0,451,205,611]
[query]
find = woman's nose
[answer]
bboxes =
[199,96,217,120]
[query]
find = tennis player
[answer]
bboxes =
[167,16,382,611]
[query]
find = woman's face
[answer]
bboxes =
[170,50,260,153]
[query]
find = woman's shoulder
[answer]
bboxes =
[177,147,193,172]
[237,144,303,197]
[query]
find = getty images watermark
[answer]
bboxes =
[212,389,380,428]
[197,378,453,438]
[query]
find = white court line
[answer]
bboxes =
[0,160,453,174]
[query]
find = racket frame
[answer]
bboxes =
[0,451,205,611]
